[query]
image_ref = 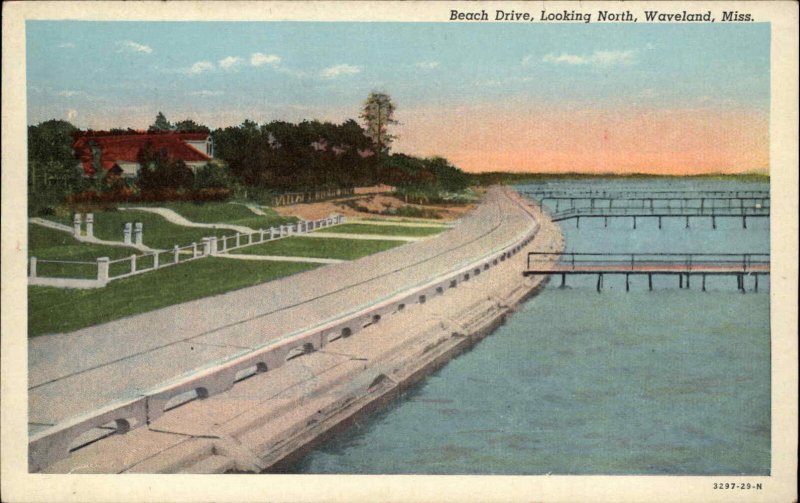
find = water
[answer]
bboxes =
[294,179,770,475]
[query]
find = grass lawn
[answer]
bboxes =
[318,223,446,237]
[47,203,296,249]
[28,257,319,337]
[51,210,234,250]
[132,201,296,229]
[231,236,404,260]
[28,225,140,279]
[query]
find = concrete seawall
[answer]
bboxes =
[36,187,563,473]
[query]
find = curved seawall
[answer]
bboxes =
[35,186,563,473]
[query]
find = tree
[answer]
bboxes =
[174,119,210,133]
[148,111,173,133]
[360,92,397,155]
[136,142,194,190]
[27,120,82,191]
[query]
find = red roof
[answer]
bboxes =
[74,133,212,176]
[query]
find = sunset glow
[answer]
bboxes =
[27,21,770,175]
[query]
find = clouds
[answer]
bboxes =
[189,90,225,97]
[321,64,361,79]
[541,49,637,67]
[219,56,244,70]
[187,61,215,75]
[57,90,83,97]
[182,52,282,75]
[119,40,153,54]
[416,61,439,70]
[251,53,281,67]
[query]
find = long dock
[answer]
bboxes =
[524,252,770,292]
[550,205,769,229]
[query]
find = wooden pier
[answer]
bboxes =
[550,206,769,229]
[524,252,770,292]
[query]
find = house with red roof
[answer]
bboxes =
[73,132,214,178]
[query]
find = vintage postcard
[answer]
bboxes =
[1,1,797,502]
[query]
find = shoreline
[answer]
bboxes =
[37,187,564,473]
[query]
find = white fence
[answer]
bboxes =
[28,215,346,289]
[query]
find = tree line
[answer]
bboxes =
[27,92,472,212]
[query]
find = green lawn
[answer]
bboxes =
[231,236,404,260]
[132,201,296,229]
[63,210,234,249]
[319,223,446,237]
[28,257,319,337]
[28,225,141,279]
[46,203,296,249]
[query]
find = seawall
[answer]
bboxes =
[39,187,563,473]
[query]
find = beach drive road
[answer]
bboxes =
[28,187,536,437]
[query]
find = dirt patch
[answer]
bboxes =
[273,192,479,222]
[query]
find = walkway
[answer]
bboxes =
[29,187,537,470]
[120,207,254,234]
[216,254,345,265]
[305,232,424,242]
[347,217,453,228]
[231,202,267,216]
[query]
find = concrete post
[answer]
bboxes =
[173,245,180,264]
[259,229,265,241]
[236,233,241,247]
[153,252,159,270]
[202,237,211,256]
[270,227,276,240]
[73,214,82,237]
[134,223,143,246]
[248,232,253,245]
[29,257,37,278]
[85,213,94,238]
[123,223,132,244]
[97,257,109,284]
[192,242,198,258]
[280,225,286,237]
[130,254,137,273]
[210,237,218,255]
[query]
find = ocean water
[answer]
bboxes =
[294,179,770,475]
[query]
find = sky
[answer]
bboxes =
[26,21,770,174]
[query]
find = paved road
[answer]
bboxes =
[28,187,535,435]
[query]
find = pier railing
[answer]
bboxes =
[526,252,770,273]
[520,189,770,200]
[550,205,770,221]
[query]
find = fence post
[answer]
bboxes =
[248,232,253,245]
[29,257,37,278]
[73,213,82,237]
[97,257,109,285]
[123,223,132,244]
[210,237,218,255]
[130,254,137,274]
[202,237,211,256]
[134,223,143,246]
[173,245,180,264]
[153,252,159,270]
[280,225,286,237]
[86,213,94,238]
[236,233,241,247]
[192,242,198,258]
[270,227,276,240]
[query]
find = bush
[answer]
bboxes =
[65,187,230,204]
[193,162,233,190]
